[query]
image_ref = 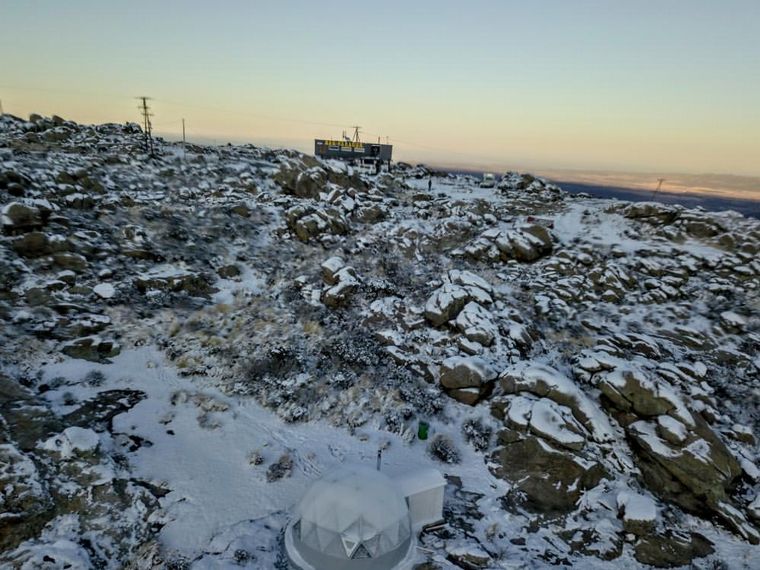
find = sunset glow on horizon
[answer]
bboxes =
[2,0,759,179]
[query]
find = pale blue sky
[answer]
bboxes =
[2,0,759,175]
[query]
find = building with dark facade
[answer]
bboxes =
[314,139,393,173]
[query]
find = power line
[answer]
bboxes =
[367,131,507,166]
[0,83,513,168]
[0,84,132,101]
[0,84,354,131]
[156,97,352,131]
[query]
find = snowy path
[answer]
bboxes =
[40,348,504,560]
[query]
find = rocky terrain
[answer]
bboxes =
[1,113,759,569]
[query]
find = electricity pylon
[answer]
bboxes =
[651,178,666,200]
[136,96,154,156]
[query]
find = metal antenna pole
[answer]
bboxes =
[0,99,4,115]
[182,118,186,160]
[352,125,361,143]
[651,178,666,200]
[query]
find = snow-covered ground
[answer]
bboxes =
[1,114,759,569]
[36,347,502,564]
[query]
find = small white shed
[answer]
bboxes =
[395,468,446,529]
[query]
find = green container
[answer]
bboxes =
[417,421,430,441]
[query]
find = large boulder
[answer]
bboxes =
[491,435,607,512]
[634,531,713,568]
[291,166,327,198]
[454,302,497,346]
[1,202,44,234]
[465,224,554,264]
[424,284,471,326]
[500,364,614,443]
[0,170,30,197]
[440,356,496,406]
[440,356,496,389]
[322,266,360,308]
[616,490,657,536]
[275,160,366,199]
[676,212,725,239]
[61,336,120,362]
[134,266,214,297]
[424,271,493,326]
[623,202,680,225]
[11,231,50,257]
[627,418,757,542]
[286,205,348,242]
[595,367,758,542]
[598,368,690,421]
[497,225,554,262]
[496,395,587,451]
[320,256,345,285]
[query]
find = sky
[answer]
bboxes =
[1,0,760,179]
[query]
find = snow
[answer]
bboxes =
[441,355,496,386]
[211,264,266,305]
[507,364,615,443]
[455,301,498,345]
[0,444,46,505]
[657,415,689,443]
[93,283,115,299]
[2,120,759,568]
[320,255,344,278]
[448,269,493,295]
[16,538,93,570]
[749,495,760,519]
[506,396,534,429]
[528,399,586,449]
[138,263,193,279]
[617,490,657,522]
[40,427,100,459]
[630,421,679,458]
[720,311,747,328]
[38,348,501,560]
[553,203,637,252]
[655,382,695,427]
[740,457,760,481]
[394,467,445,499]
[606,368,694,427]
[424,284,470,323]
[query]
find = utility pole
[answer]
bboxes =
[136,96,154,156]
[351,125,361,143]
[181,118,186,161]
[651,178,666,200]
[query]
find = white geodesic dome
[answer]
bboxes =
[285,465,414,570]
